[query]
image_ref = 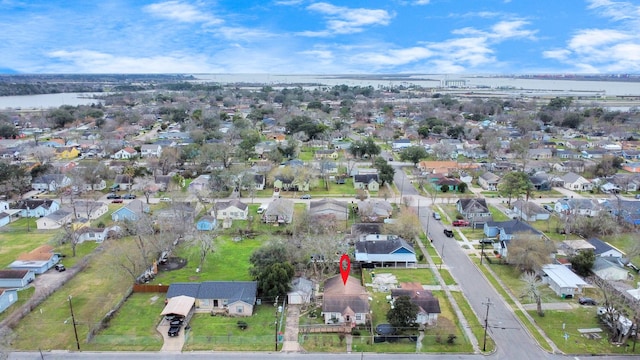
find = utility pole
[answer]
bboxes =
[439,243,444,270]
[480,241,485,265]
[274,295,279,352]
[482,298,493,352]
[68,295,80,350]
[26,205,30,232]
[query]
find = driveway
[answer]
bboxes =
[158,317,185,352]
[281,304,302,352]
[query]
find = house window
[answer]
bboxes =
[222,299,228,306]
[236,306,243,313]
[200,299,210,306]
[355,314,362,321]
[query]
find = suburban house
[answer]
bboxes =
[16,199,60,218]
[288,277,314,305]
[484,220,544,241]
[253,174,266,190]
[111,199,149,222]
[76,179,107,192]
[434,177,461,192]
[357,200,392,222]
[391,282,441,326]
[456,198,492,223]
[213,200,248,220]
[392,139,412,151]
[529,172,552,191]
[602,199,640,225]
[541,264,588,298]
[586,238,625,258]
[36,209,72,230]
[263,198,294,224]
[354,235,417,268]
[9,245,60,274]
[71,200,108,220]
[592,257,630,281]
[417,161,478,176]
[188,174,211,193]
[353,174,380,191]
[31,174,71,192]
[74,226,119,244]
[478,172,500,191]
[273,175,310,192]
[0,212,9,228]
[166,281,258,316]
[113,175,134,191]
[0,269,35,288]
[322,275,370,325]
[554,198,601,217]
[55,146,80,159]
[196,215,217,231]
[112,147,137,159]
[512,200,550,222]
[309,198,349,221]
[315,149,339,160]
[0,289,18,314]
[140,144,162,158]
[561,172,593,191]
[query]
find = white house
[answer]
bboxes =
[392,139,412,151]
[592,257,630,281]
[541,264,588,298]
[213,200,248,220]
[112,147,137,159]
[288,277,314,305]
[36,210,72,230]
[140,144,162,158]
[71,200,108,220]
[562,172,593,191]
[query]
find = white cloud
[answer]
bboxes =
[45,50,220,73]
[413,0,430,4]
[544,1,640,72]
[274,0,304,5]
[303,2,393,36]
[143,1,222,25]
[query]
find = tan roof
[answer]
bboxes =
[161,295,195,317]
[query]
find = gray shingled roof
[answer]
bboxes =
[355,238,414,255]
[167,281,257,304]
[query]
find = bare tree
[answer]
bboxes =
[506,233,556,272]
[520,271,544,317]
[383,205,422,242]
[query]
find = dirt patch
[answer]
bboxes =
[158,257,188,271]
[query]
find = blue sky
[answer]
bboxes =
[0,0,639,74]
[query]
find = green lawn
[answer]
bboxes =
[184,304,284,351]
[0,220,58,267]
[451,291,494,353]
[364,268,438,286]
[89,292,164,351]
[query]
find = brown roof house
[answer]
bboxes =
[9,245,60,274]
[322,275,370,326]
[391,282,441,326]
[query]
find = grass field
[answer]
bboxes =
[0,220,58,267]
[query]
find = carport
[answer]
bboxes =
[161,295,195,318]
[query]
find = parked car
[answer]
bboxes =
[106,193,121,199]
[300,194,311,199]
[452,220,470,227]
[543,204,554,212]
[433,212,441,220]
[443,229,454,238]
[54,264,66,272]
[159,197,172,202]
[579,297,597,305]
[168,325,181,337]
[111,199,124,203]
[123,194,137,199]
[257,205,268,214]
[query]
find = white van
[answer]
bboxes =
[257,204,268,214]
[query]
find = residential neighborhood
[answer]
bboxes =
[0,74,639,357]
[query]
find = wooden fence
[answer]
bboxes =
[133,283,169,293]
[300,324,351,334]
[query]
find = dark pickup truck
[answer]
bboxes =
[443,229,454,238]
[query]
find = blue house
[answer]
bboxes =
[111,199,149,222]
[0,212,10,228]
[602,199,640,225]
[196,216,217,231]
[0,289,18,314]
[0,269,35,288]
[16,199,60,218]
[9,245,60,274]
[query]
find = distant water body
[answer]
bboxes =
[0,74,638,110]
[0,92,103,110]
[194,74,640,97]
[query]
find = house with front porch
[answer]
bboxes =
[16,199,60,218]
[322,275,369,325]
[31,174,72,192]
[478,172,500,191]
[512,200,550,222]
[213,200,248,220]
[166,281,258,316]
[456,198,492,222]
[111,199,149,222]
[354,236,417,268]
[391,282,441,326]
[561,172,593,191]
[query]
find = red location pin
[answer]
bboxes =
[339,254,351,285]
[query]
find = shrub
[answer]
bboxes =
[447,334,456,344]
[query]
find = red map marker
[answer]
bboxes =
[339,254,350,285]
